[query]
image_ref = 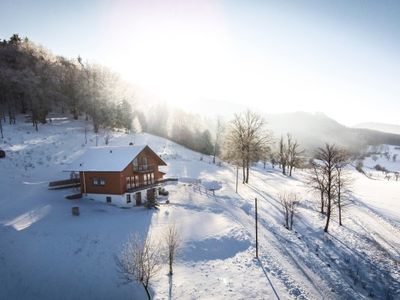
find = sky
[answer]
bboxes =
[1,0,400,126]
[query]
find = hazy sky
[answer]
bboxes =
[1,0,399,126]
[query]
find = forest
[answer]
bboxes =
[0,34,214,155]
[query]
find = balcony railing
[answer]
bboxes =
[133,165,155,172]
[126,178,178,193]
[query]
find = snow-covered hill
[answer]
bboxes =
[0,118,399,299]
[354,122,400,135]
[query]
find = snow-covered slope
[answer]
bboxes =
[0,117,399,299]
[363,145,400,173]
[354,122,400,135]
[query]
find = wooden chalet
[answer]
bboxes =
[64,145,167,207]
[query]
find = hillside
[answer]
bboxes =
[266,112,400,152]
[0,118,399,299]
[354,122,400,135]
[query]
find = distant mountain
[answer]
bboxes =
[353,122,400,135]
[265,112,400,152]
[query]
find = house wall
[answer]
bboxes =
[80,171,123,195]
[83,187,159,208]
[120,147,165,193]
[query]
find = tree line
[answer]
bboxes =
[141,104,215,155]
[0,34,215,155]
[0,34,134,132]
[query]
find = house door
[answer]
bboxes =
[135,192,142,206]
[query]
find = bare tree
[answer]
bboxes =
[308,160,326,214]
[278,135,288,175]
[287,134,303,176]
[279,192,300,230]
[165,223,181,276]
[313,143,342,233]
[278,134,303,176]
[269,152,277,169]
[115,233,162,300]
[224,110,271,184]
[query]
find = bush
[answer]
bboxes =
[374,164,388,172]
[355,160,364,173]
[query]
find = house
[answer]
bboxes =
[64,145,167,207]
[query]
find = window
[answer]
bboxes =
[144,174,150,185]
[132,158,138,171]
[106,196,112,203]
[126,194,131,204]
[126,177,131,189]
[92,177,106,186]
[150,173,155,184]
[131,175,139,188]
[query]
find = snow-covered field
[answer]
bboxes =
[0,117,399,299]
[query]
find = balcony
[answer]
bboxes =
[126,178,178,193]
[133,165,155,172]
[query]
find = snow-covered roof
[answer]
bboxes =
[64,145,146,172]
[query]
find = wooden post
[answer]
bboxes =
[0,117,3,139]
[255,197,258,259]
[235,165,239,193]
[82,171,87,195]
[72,207,80,216]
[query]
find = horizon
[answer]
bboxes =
[1,0,400,126]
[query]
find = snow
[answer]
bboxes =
[64,145,146,172]
[363,145,400,173]
[0,117,399,299]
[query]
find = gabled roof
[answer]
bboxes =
[64,145,165,172]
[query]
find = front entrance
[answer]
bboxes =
[135,192,142,206]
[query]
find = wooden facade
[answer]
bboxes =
[79,146,166,195]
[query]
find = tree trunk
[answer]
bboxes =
[169,259,173,275]
[20,98,26,114]
[73,109,79,120]
[0,118,3,139]
[320,190,324,214]
[93,120,99,134]
[324,194,331,232]
[289,208,294,230]
[285,208,289,229]
[8,108,12,125]
[242,161,246,184]
[142,283,151,300]
[245,162,250,184]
